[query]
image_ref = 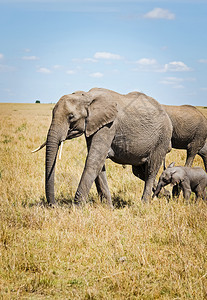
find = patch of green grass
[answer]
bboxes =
[1,134,13,144]
[16,122,27,132]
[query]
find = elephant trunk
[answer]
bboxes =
[153,182,163,198]
[45,127,62,205]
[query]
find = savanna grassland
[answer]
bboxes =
[0,103,207,299]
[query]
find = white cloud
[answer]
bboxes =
[53,65,62,69]
[160,76,196,83]
[160,76,196,89]
[136,58,157,65]
[84,58,98,63]
[198,59,207,63]
[174,85,185,89]
[22,55,39,60]
[0,53,4,59]
[200,87,207,91]
[144,8,175,20]
[133,58,160,72]
[164,61,191,72]
[37,67,51,74]
[161,79,184,88]
[94,52,122,60]
[72,58,98,63]
[66,70,75,74]
[73,53,121,64]
[90,72,104,78]
[133,59,192,73]
[160,77,181,85]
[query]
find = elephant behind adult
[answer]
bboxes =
[43,88,172,206]
[198,140,207,171]
[162,104,207,171]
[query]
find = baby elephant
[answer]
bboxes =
[153,162,207,201]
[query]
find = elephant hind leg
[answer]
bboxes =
[132,160,161,202]
[194,187,203,201]
[142,146,171,202]
[186,139,205,167]
[185,147,197,167]
[194,180,207,201]
[132,163,153,202]
[132,164,146,181]
[142,174,156,202]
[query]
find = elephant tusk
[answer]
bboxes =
[59,141,64,160]
[32,141,46,153]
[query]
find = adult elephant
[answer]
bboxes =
[162,105,207,171]
[35,88,172,206]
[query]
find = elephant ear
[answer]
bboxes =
[85,96,118,137]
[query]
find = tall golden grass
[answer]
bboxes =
[0,103,207,299]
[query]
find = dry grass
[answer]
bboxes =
[0,103,207,299]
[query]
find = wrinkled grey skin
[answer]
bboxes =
[45,88,172,206]
[153,162,207,201]
[162,105,207,171]
[198,141,207,171]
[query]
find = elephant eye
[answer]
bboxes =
[68,113,74,120]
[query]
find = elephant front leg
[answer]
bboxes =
[172,184,181,198]
[74,126,115,206]
[95,166,113,209]
[86,135,113,208]
[180,181,191,201]
[74,166,102,206]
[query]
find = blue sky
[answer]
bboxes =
[0,0,207,105]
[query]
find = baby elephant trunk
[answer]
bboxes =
[152,181,163,198]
